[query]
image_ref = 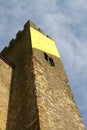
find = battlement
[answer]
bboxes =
[0,20,85,130]
[1,20,58,59]
[1,20,54,56]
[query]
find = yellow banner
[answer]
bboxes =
[30,27,60,58]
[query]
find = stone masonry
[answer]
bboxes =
[0,20,86,130]
[0,55,12,130]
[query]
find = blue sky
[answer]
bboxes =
[0,0,87,128]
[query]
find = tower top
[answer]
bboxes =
[0,20,85,130]
[1,20,60,58]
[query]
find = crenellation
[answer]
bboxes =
[38,28,45,35]
[0,20,86,130]
[24,20,36,29]
[1,20,54,57]
[24,20,53,40]
[16,30,22,39]
[9,39,15,48]
[1,47,8,55]
[46,35,53,40]
[1,29,25,56]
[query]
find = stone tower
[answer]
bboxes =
[0,20,85,130]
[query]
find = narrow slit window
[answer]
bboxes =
[44,52,48,61]
[49,57,55,66]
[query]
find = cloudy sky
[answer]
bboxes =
[0,0,87,128]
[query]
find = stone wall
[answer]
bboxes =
[33,48,85,130]
[2,23,40,130]
[6,55,40,130]
[0,57,12,130]
[0,20,85,130]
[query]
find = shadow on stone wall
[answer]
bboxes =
[6,57,40,130]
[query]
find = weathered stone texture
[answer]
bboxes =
[6,56,40,130]
[0,58,12,130]
[0,20,85,130]
[33,48,85,130]
[3,27,40,130]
